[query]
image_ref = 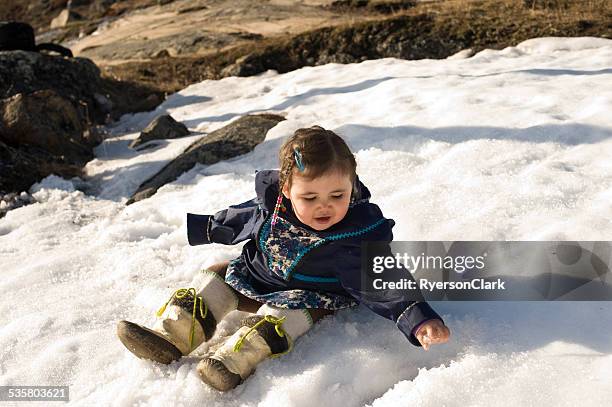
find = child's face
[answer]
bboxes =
[282,169,353,231]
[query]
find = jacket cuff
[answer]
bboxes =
[396,302,443,347]
[187,213,211,245]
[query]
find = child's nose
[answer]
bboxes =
[320,198,333,208]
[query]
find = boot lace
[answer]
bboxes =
[156,288,208,351]
[233,315,291,357]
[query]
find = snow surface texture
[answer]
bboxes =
[1,37,611,406]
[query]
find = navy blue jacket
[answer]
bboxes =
[187,170,441,346]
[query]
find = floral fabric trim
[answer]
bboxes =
[225,257,358,310]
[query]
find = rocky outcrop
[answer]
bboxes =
[0,140,48,195]
[0,50,163,197]
[127,114,285,204]
[220,14,452,77]
[130,114,190,149]
[1,89,97,164]
[1,49,91,111]
[0,50,161,124]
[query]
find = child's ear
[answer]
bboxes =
[281,183,290,200]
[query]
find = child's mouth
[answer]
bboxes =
[315,216,331,224]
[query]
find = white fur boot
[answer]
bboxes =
[117,270,238,364]
[197,304,313,391]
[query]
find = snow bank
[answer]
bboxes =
[1,37,611,406]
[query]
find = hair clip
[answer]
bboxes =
[293,148,305,172]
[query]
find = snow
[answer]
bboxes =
[1,36,612,406]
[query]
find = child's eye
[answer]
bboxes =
[303,197,316,201]
[331,194,344,199]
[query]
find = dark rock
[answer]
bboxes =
[134,141,163,152]
[220,55,259,77]
[0,138,83,206]
[0,51,163,199]
[0,49,163,124]
[130,114,190,149]
[1,89,92,164]
[0,21,73,57]
[0,21,37,51]
[215,15,449,79]
[1,50,104,122]
[0,140,48,195]
[0,49,162,200]
[127,113,285,204]
[0,190,36,219]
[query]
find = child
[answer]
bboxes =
[117,126,450,391]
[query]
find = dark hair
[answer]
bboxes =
[278,126,356,191]
[270,126,358,227]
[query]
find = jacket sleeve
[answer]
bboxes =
[187,198,262,246]
[336,219,443,347]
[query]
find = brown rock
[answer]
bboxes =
[126,113,285,204]
[1,90,92,165]
[130,114,190,149]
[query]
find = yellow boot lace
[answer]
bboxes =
[233,315,292,357]
[156,288,208,352]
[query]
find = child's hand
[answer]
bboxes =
[415,319,450,351]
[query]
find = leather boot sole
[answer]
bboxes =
[197,358,242,392]
[117,320,182,364]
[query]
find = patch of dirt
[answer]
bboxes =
[102,0,612,94]
[3,0,611,96]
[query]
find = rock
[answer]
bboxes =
[1,90,92,165]
[221,55,259,77]
[130,114,190,148]
[93,92,113,114]
[50,9,83,29]
[0,140,46,197]
[0,191,36,218]
[0,138,83,205]
[134,141,163,151]
[1,50,103,121]
[0,190,36,219]
[152,49,171,58]
[0,21,37,51]
[0,49,161,200]
[213,15,445,79]
[127,113,285,204]
[0,49,163,124]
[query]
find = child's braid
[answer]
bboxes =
[271,146,297,228]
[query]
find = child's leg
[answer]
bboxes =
[208,262,335,322]
[206,261,265,314]
[198,303,334,391]
[117,262,240,364]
